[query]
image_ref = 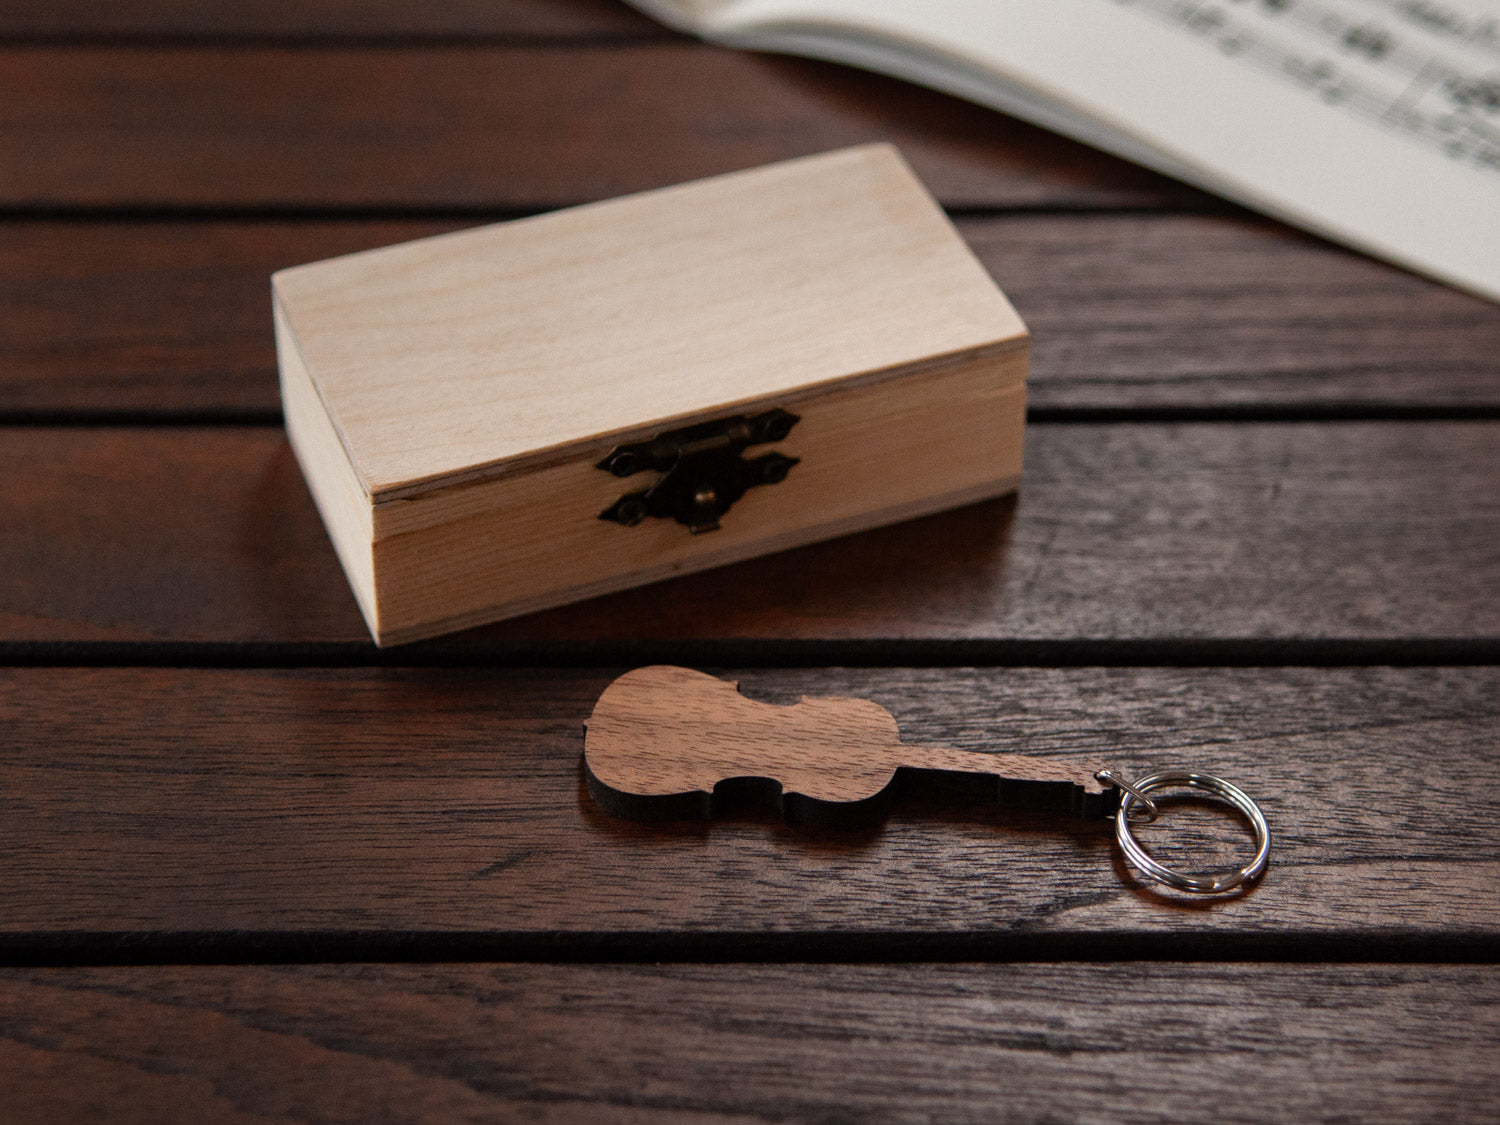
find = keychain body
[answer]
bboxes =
[583,665,1270,894]
[585,665,1117,824]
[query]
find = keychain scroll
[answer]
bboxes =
[584,666,1270,895]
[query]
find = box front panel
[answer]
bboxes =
[368,350,1026,645]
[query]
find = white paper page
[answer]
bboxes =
[681,0,1500,302]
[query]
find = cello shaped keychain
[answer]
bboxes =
[584,666,1270,895]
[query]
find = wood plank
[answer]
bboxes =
[977,215,1500,412]
[2,963,1496,1123]
[0,666,1495,942]
[0,221,437,416]
[0,0,660,39]
[2,423,1496,649]
[0,45,1191,211]
[7,216,1497,418]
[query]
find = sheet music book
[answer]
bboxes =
[629,0,1500,302]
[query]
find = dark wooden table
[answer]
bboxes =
[3,2,1499,1120]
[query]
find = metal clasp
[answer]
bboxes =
[597,408,800,533]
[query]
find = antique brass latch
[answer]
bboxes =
[596,408,800,534]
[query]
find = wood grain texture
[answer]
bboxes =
[2,423,1496,648]
[583,665,1110,822]
[0,665,1494,940]
[357,357,1024,646]
[976,214,1500,411]
[0,45,1190,211]
[6,216,1497,417]
[274,145,1023,492]
[1,5,1488,1118]
[1,963,1497,1124]
[269,148,1035,651]
[0,0,661,39]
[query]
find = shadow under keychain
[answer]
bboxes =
[583,666,1270,896]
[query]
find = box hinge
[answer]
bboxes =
[597,408,800,534]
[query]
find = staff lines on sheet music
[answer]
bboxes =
[1361,0,1500,60]
[1264,0,1500,70]
[1112,0,1500,173]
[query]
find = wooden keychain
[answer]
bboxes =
[583,665,1270,895]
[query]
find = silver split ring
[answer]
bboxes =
[1112,771,1270,894]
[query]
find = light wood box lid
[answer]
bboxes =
[272,144,1026,503]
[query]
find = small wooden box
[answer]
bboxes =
[274,145,1028,646]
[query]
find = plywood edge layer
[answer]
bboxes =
[275,302,381,638]
[372,473,1022,647]
[369,341,1029,536]
[270,288,375,498]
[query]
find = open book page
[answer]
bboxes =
[631,0,1500,302]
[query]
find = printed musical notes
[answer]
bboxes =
[1113,0,1500,171]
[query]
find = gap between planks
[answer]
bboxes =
[0,0,667,44]
[0,930,1494,968]
[5,407,1500,427]
[2,638,1500,669]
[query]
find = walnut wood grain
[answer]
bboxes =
[0,45,1189,211]
[975,214,1500,412]
[0,666,1494,942]
[0,0,661,38]
[5,216,1497,417]
[0,221,444,416]
[584,665,1112,823]
[2,423,1496,649]
[1,963,1496,1124]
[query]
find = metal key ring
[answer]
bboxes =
[1113,771,1270,894]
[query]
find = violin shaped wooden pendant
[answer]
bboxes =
[584,665,1119,826]
[583,666,1274,895]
